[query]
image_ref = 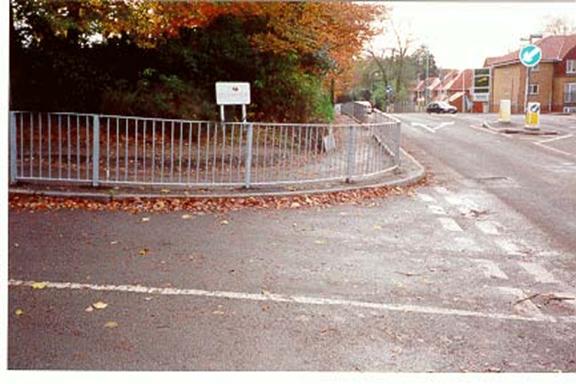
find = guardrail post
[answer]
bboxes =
[244,123,253,188]
[92,114,100,186]
[346,125,356,183]
[9,112,17,184]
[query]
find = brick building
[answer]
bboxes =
[412,69,473,112]
[484,34,576,114]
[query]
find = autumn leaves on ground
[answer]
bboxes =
[9,176,428,214]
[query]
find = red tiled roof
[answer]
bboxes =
[446,69,473,91]
[484,34,576,67]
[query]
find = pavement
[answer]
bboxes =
[8,112,576,372]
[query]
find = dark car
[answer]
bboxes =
[426,101,457,114]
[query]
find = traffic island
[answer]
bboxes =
[482,120,558,136]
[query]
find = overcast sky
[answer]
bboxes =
[370,1,576,69]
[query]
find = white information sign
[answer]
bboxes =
[215,82,251,105]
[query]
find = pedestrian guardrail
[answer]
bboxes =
[9,104,401,189]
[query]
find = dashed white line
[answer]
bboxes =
[434,186,450,195]
[473,259,509,280]
[9,279,569,324]
[417,193,437,203]
[427,205,447,215]
[438,217,463,232]
[494,239,523,256]
[475,221,501,235]
[518,262,559,284]
[498,287,546,319]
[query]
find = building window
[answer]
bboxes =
[567,60,576,74]
[565,83,576,103]
[528,84,539,95]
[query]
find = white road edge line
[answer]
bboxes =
[9,279,573,324]
[475,221,501,235]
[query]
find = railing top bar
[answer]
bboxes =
[9,110,399,128]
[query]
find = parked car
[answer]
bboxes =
[426,101,457,114]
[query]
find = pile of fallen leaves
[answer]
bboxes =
[9,177,428,214]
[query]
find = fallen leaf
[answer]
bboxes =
[92,301,108,310]
[15,308,24,316]
[212,310,225,315]
[373,225,382,230]
[85,306,94,312]
[220,220,229,225]
[104,321,118,329]
[181,214,191,219]
[141,217,150,222]
[160,189,170,194]
[14,243,20,248]
[314,240,326,245]
[139,248,149,256]
[110,241,118,245]
[31,281,47,290]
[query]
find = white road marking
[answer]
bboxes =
[443,194,480,212]
[455,237,482,252]
[434,186,450,195]
[473,259,509,280]
[475,221,501,235]
[494,239,523,256]
[518,262,559,284]
[533,141,576,159]
[550,292,576,311]
[417,193,437,203]
[470,124,500,136]
[438,217,463,232]
[427,205,447,215]
[538,134,573,144]
[9,279,570,324]
[411,122,435,133]
[498,287,546,319]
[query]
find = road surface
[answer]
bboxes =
[8,113,576,371]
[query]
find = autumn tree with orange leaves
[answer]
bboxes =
[11,0,384,122]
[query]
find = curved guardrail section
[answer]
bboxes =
[9,103,400,189]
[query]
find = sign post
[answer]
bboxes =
[215,82,252,187]
[472,68,490,112]
[519,43,542,122]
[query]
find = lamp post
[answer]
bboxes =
[521,34,542,113]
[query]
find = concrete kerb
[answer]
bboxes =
[482,120,558,135]
[8,148,426,201]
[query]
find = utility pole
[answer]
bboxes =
[521,34,542,112]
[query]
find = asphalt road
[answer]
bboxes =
[8,113,576,371]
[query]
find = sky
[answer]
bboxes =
[370,1,576,69]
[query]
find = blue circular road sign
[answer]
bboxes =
[519,44,542,68]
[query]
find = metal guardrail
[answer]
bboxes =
[9,105,401,188]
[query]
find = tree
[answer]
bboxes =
[11,0,384,122]
[542,16,576,36]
